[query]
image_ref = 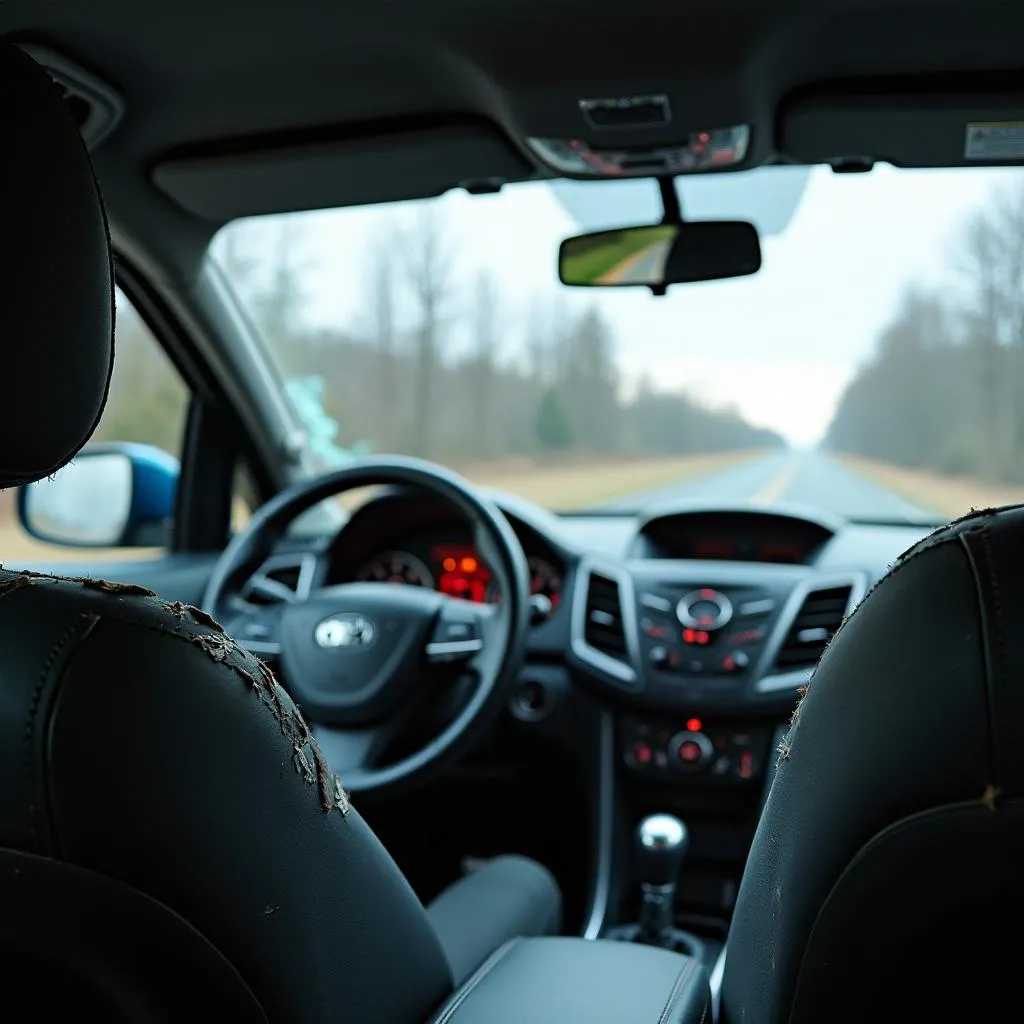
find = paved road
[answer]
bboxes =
[603,449,940,522]
[596,238,672,285]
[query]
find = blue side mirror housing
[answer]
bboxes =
[18,442,179,548]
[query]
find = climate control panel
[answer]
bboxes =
[636,581,781,683]
[622,714,770,784]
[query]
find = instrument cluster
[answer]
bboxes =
[352,537,563,616]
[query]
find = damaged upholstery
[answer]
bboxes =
[722,505,1024,1023]
[0,45,455,1021]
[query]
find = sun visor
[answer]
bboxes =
[152,122,534,221]
[779,84,1024,168]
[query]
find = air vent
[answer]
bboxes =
[772,584,852,672]
[584,572,628,661]
[19,44,124,149]
[241,554,315,606]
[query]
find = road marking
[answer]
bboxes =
[595,240,670,285]
[752,455,801,506]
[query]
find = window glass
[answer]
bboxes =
[4,288,189,562]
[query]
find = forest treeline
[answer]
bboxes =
[204,209,782,466]
[826,179,1024,483]
[95,201,786,468]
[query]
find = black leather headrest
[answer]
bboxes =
[0,45,113,487]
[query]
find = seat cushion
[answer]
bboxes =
[426,854,562,985]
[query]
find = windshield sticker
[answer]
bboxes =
[964,122,1024,160]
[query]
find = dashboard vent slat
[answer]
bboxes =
[584,572,628,660]
[772,584,852,672]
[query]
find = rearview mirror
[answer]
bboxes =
[558,221,761,289]
[18,443,179,548]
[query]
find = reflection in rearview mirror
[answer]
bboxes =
[558,221,761,289]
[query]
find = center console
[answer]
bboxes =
[427,937,709,1024]
[564,546,867,978]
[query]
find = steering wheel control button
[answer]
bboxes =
[677,589,733,631]
[436,619,477,642]
[427,611,483,663]
[669,730,714,772]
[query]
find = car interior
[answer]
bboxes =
[3,2,1024,1021]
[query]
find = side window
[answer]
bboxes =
[7,287,190,562]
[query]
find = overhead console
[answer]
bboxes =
[631,507,837,564]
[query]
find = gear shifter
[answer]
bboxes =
[604,812,707,962]
[635,814,688,945]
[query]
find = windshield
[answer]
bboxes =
[214,165,1024,522]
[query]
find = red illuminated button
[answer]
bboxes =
[738,750,755,779]
[679,741,703,763]
[721,650,751,673]
[670,730,713,772]
[632,741,653,766]
[642,618,667,639]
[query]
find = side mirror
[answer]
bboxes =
[18,443,179,549]
[558,221,761,290]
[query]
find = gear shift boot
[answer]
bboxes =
[604,921,706,961]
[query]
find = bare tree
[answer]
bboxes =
[402,206,454,458]
[365,231,401,451]
[253,220,310,351]
[216,228,258,292]
[470,272,501,459]
[956,182,1024,479]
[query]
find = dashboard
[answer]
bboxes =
[255,487,937,773]
[344,532,564,612]
[632,509,833,564]
[322,489,569,623]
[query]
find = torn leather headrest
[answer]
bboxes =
[0,44,113,488]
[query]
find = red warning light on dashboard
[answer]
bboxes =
[434,544,492,604]
[682,628,710,646]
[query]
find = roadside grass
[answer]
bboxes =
[838,454,1024,518]
[562,225,675,284]
[456,450,763,510]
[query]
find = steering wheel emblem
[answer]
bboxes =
[314,613,376,649]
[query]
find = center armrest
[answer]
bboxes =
[428,936,710,1024]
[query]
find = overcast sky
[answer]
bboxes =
[222,164,1023,446]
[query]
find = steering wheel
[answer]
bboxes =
[203,456,531,799]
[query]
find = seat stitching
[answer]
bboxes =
[656,958,696,1024]
[24,610,100,855]
[976,523,1009,783]
[958,529,1001,787]
[432,939,520,1024]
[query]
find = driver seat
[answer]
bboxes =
[0,45,558,1021]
